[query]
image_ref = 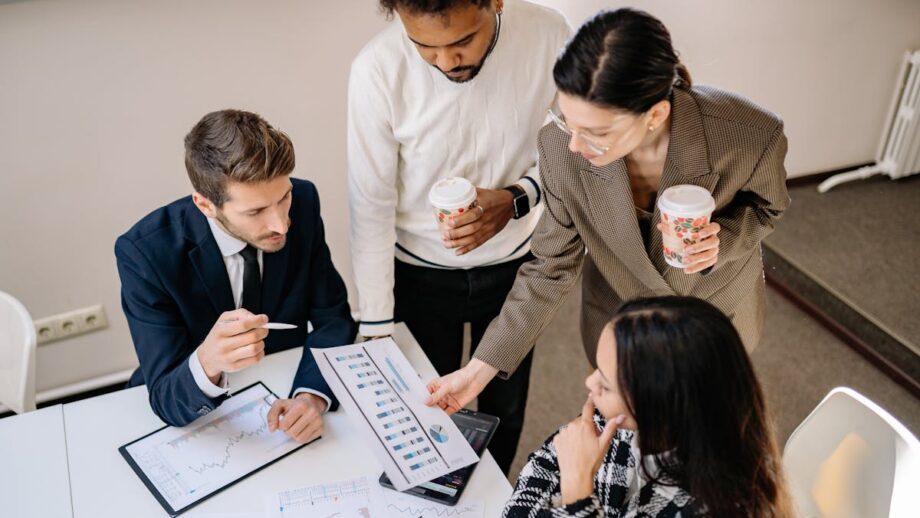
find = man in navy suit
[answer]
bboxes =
[115,109,356,444]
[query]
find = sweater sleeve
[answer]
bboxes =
[503,433,604,518]
[473,131,586,377]
[347,53,400,338]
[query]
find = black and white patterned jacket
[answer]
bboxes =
[504,413,694,517]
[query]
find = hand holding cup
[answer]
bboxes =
[657,185,718,274]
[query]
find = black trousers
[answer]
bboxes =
[394,255,535,475]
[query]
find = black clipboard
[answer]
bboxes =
[119,381,314,516]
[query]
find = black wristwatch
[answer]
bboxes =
[503,184,530,219]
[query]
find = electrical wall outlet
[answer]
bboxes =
[34,304,109,345]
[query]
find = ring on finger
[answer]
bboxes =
[478,205,485,217]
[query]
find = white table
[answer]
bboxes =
[63,324,512,517]
[0,404,73,518]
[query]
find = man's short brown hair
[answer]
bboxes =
[184,109,295,207]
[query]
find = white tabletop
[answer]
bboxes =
[63,324,512,517]
[0,404,73,518]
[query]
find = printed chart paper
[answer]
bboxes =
[383,491,484,518]
[312,338,478,491]
[123,383,300,513]
[266,476,485,518]
[267,476,387,517]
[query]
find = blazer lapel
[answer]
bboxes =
[187,217,235,315]
[260,237,290,320]
[650,88,722,277]
[580,160,672,293]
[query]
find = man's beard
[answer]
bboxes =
[433,11,501,84]
[215,210,287,253]
[435,63,483,84]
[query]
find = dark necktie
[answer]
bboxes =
[239,245,262,314]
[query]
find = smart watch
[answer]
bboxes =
[503,184,530,219]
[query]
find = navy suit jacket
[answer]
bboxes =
[115,178,356,426]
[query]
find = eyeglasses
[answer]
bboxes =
[547,108,610,155]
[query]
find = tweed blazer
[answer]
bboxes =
[475,85,790,376]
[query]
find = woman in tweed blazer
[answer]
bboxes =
[426,8,790,411]
[503,297,792,517]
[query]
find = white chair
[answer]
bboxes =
[783,387,920,518]
[0,291,37,414]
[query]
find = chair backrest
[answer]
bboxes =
[0,291,37,414]
[783,387,920,518]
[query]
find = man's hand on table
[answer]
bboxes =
[267,392,326,444]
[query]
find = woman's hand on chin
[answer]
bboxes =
[554,398,625,505]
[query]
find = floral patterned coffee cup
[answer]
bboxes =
[429,177,478,227]
[657,185,716,268]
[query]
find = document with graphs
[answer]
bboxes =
[312,338,479,491]
[120,382,305,516]
[265,475,484,517]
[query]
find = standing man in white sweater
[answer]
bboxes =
[347,0,569,473]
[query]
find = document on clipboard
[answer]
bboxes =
[120,382,308,516]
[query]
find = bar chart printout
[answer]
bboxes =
[312,338,478,491]
[122,383,300,513]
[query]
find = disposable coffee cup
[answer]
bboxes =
[428,177,478,225]
[657,184,716,268]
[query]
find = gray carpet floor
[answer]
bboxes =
[508,286,920,480]
[764,175,920,354]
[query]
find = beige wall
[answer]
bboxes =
[539,0,920,176]
[1,0,918,394]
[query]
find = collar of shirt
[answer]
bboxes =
[207,218,248,257]
[206,217,263,309]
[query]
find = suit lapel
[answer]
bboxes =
[260,237,290,320]
[650,88,722,278]
[187,215,235,315]
[580,160,672,293]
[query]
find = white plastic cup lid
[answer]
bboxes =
[428,178,477,210]
[657,184,715,217]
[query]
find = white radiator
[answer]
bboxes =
[819,49,920,192]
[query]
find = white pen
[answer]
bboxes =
[217,319,297,330]
[260,323,298,330]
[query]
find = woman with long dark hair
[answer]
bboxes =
[504,296,793,517]
[427,8,791,432]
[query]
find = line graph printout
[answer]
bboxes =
[121,382,302,515]
[266,476,485,518]
[312,338,478,491]
[383,490,484,518]
[267,476,388,517]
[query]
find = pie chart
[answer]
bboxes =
[429,425,449,443]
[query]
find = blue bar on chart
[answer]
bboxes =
[392,437,425,451]
[409,458,439,471]
[375,406,405,419]
[403,446,432,460]
[383,426,419,441]
[384,357,410,393]
[382,416,412,430]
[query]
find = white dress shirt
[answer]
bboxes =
[186,218,331,411]
[347,0,571,337]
